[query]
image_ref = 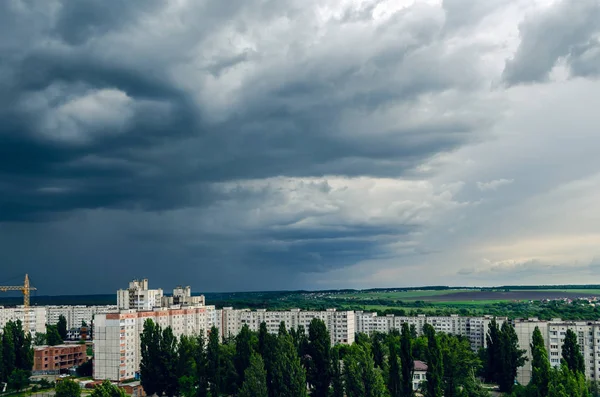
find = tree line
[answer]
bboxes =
[139,319,490,397]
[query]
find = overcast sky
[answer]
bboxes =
[2,0,600,295]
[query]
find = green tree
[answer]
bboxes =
[387,337,401,397]
[294,325,309,358]
[195,333,209,397]
[57,315,68,340]
[13,321,33,371]
[207,326,221,397]
[497,322,527,393]
[2,322,16,382]
[46,324,63,346]
[177,335,197,381]
[178,376,196,397]
[33,333,47,346]
[411,335,429,362]
[439,334,484,397]
[161,327,179,397]
[423,324,443,397]
[90,380,126,397]
[372,332,385,369]
[235,324,253,389]
[400,323,414,397]
[307,318,331,397]
[278,321,288,337]
[239,353,268,397]
[55,379,81,397]
[331,347,344,397]
[562,329,585,375]
[219,342,238,395]
[259,322,277,397]
[548,363,588,397]
[140,319,162,396]
[529,326,550,397]
[7,369,30,393]
[343,344,387,397]
[410,324,418,340]
[271,331,307,397]
[484,318,501,383]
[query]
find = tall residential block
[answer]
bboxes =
[93,305,219,381]
[515,318,600,384]
[117,279,163,311]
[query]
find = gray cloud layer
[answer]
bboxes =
[2,0,600,293]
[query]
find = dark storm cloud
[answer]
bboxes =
[502,0,600,85]
[0,0,507,292]
[0,0,480,222]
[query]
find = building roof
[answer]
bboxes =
[414,360,428,372]
[34,344,85,350]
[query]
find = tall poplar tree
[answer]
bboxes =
[562,329,585,375]
[497,322,526,393]
[372,333,385,369]
[239,353,268,397]
[2,323,16,383]
[400,323,414,397]
[331,347,344,397]
[207,326,221,397]
[140,319,162,396]
[271,332,307,397]
[387,337,401,397]
[484,317,501,383]
[423,324,443,397]
[161,327,179,397]
[258,322,276,397]
[57,315,68,340]
[195,333,209,397]
[343,344,387,397]
[307,318,331,397]
[235,324,253,389]
[529,326,550,397]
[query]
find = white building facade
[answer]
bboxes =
[117,279,163,311]
[220,307,355,345]
[515,318,600,384]
[46,305,118,329]
[354,312,506,350]
[93,305,219,381]
[0,306,46,336]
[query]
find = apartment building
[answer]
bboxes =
[220,307,355,345]
[93,305,219,381]
[0,306,47,336]
[515,318,600,384]
[161,286,205,308]
[47,305,118,329]
[354,312,507,350]
[117,279,163,311]
[33,344,87,374]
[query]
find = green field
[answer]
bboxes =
[334,289,468,300]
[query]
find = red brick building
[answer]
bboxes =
[33,344,87,373]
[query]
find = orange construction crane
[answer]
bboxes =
[0,274,37,333]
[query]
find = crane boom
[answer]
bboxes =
[0,274,37,333]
